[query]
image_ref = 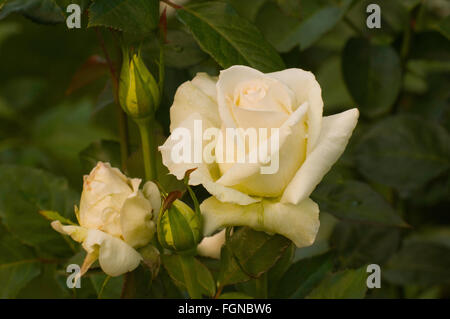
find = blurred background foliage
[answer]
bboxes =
[0,0,449,299]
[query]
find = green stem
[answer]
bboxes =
[137,119,157,181]
[98,276,111,299]
[117,108,129,172]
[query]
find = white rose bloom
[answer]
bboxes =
[160,65,358,254]
[51,162,161,277]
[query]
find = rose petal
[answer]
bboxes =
[197,229,226,259]
[268,68,323,153]
[170,74,221,132]
[143,181,161,215]
[200,196,320,248]
[120,192,155,248]
[215,102,308,197]
[196,165,261,205]
[79,162,137,229]
[82,229,142,277]
[281,108,359,205]
[191,72,218,103]
[51,221,88,243]
[217,65,266,127]
[160,112,216,180]
[230,107,289,130]
[159,112,259,205]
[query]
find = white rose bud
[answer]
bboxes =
[160,65,359,255]
[51,162,161,277]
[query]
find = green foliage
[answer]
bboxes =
[0,224,41,298]
[0,0,64,24]
[306,266,368,299]
[275,252,334,299]
[258,0,354,52]
[342,37,402,118]
[218,292,253,299]
[436,16,450,40]
[157,30,207,69]
[228,0,267,22]
[355,115,450,192]
[79,140,121,172]
[17,264,70,299]
[217,227,291,287]
[384,239,450,286]
[0,165,77,257]
[90,273,123,299]
[88,0,159,35]
[162,254,216,298]
[312,179,407,226]
[331,222,401,268]
[176,1,285,72]
[55,1,90,17]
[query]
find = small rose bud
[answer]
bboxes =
[119,47,160,120]
[157,193,202,253]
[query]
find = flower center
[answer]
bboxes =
[234,81,269,109]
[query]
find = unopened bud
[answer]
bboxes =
[157,195,202,253]
[119,47,160,119]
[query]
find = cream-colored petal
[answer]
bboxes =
[51,221,88,243]
[201,197,320,248]
[197,229,226,259]
[82,162,134,200]
[281,108,359,205]
[217,65,266,128]
[143,181,161,216]
[51,221,98,278]
[98,205,122,237]
[120,192,155,248]
[169,75,221,132]
[159,113,259,205]
[191,72,218,103]
[82,229,142,277]
[198,171,261,205]
[160,112,215,180]
[80,251,99,277]
[230,107,289,130]
[130,178,142,193]
[79,162,137,229]
[216,102,308,197]
[268,68,323,153]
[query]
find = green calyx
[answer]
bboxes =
[157,196,203,253]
